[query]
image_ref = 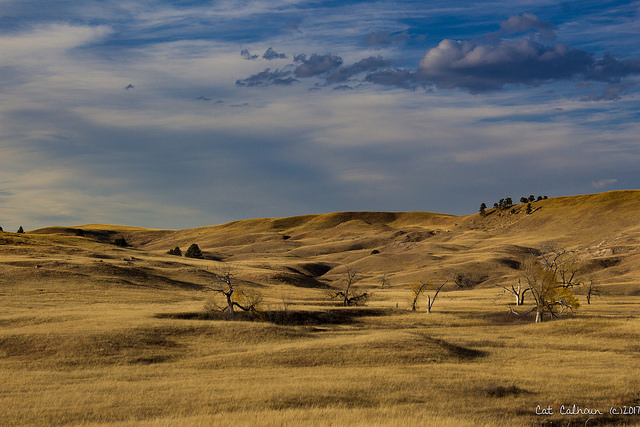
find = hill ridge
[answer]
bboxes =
[14,190,640,294]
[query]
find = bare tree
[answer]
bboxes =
[380,272,390,289]
[541,247,582,288]
[426,280,447,313]
[583,278,602,305]
[203,264,263,320]
[411,280,448,313]
[498,279,529,306]
[330,267,369,306]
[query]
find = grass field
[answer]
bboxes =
[2,191,640,426]
[1,284,639,426]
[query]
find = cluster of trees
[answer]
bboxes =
[327,268,451,313]
[520,195,548,203]
[160,238,589,326]
[168,244,204,258]
[198,248,590,324]
[406,246,592,322]
[500,247,594,322]
[203,264,372,321]
[479,194,548,216]
[493,197,514,211]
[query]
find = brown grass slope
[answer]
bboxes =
[12,190,640,295]
[137,190,640,294]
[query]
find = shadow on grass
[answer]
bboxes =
[429,336,487,360]
[452,309,556,325]
[156,307,393,326]
[478,384,530,398]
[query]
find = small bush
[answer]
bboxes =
[17,226,24,234]
[453,273,473,289]
[168,247,182,256]
[114,237,128,247]
[185,243,203,259]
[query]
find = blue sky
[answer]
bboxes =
[1,0,639,230]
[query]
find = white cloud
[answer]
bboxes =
[592,178,618,189]
[0,24,111,60]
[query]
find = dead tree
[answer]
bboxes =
[380,272,390,289]
[541,247,582,289]
[583,278,601,304]
[204,264,262,320]
[426,280,447,313]
[412,279,447,313]
[498,279,529,306]
[330,267,369,306]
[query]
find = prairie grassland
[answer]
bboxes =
[1,285,639,427]
[3,191,640,426]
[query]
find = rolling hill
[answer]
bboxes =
[6,189,640,296]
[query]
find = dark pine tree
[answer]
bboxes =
[185,243,204,259]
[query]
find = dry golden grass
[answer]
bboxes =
[2,283,640,426]
[2,190,640,426]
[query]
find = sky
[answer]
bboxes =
[1,0,639,231]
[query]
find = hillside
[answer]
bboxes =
[8,190,640,296]
[3,190,640,427]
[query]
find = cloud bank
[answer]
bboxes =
[235,14,640,95]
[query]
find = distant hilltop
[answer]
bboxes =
[18,190,640,295]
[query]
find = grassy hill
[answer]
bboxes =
[2,190,640,426]
[18,190,640,295]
